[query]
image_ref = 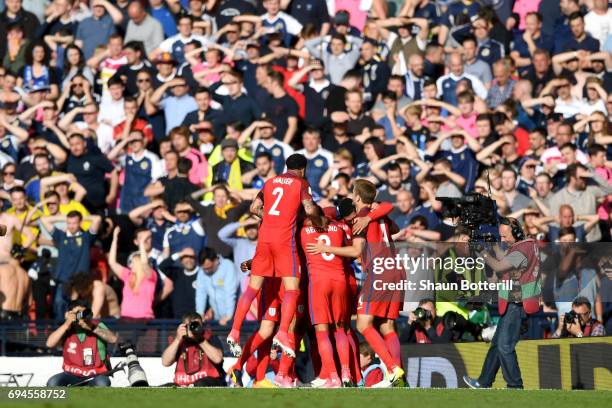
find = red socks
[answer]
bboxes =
[277,351,293,377]
[256,338,272,382]
[347,328,362,383]
[333,329,350,379]
[231,285,260,332]
[384,332,402,368]
[315,330,338,379]
[278,289,299,333]
[362,326,397,371]
[309,332,322,378]
[235,332,266,369]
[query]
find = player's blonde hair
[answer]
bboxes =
[353,179,377,204]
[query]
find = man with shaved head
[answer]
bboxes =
[436,52,488,105]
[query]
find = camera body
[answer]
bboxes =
[438,193,500,242]
[75,307,93,321]
[564,310,578,325]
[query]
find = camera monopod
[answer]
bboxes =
[67,361,126,387]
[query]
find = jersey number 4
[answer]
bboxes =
[268,187,283,216]
[380,220,391,247]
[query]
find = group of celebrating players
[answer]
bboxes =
[225,153,405,388]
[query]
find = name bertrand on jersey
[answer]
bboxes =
[303,225,340,234]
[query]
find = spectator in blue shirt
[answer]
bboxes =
[436,53,488,106]
[213,69,261,128]
[75,0,124,59]
[195,247,239,325]
[40,211,102,319]
[560,12,601,54]
[472,15,505,68]
[510,12,554,75]
[218,217,259,287]
[150,76,198,134]
[552,0,584,54]
[162,200,206,259]
[425,131,482,193]
[290,0,330,34]
[24,154,54,203]
[149,0,179,38]
[441,0,481,29]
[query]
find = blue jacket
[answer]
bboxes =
[195,257,238,320]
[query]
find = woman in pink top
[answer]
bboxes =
[170,126,208,185]
[186,45,235,87]
[108,226,157,319]
[454,91,479,139]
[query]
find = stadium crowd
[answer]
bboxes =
[0,0,611,362]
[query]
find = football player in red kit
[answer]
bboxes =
[318,199,395,386]
[227,154,319,359]
[226,258,280,387]
[301,214,350,388]
[307,179,405,386]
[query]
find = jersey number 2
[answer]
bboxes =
[268,187,284,216]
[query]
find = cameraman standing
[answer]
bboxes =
[464,217,541,389]
[403,298,453,344]
[552,297,606,338]
[46,301,118,386]
[161,312,225,387]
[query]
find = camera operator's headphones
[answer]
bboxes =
[500,217,525,241]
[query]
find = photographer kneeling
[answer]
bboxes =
[552,297,606,338]
[162,312,225,387]
[46,301,118,386]
[404,299,453,344]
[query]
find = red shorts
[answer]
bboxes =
[258,278,307,323]
[251,241,301,278]
[308,277,348,325]
[259,278,282,322]
[356,296,401,320]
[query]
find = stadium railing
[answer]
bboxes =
[0,312,561,357]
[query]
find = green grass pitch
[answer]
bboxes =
[3,388,612,408]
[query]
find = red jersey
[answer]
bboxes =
[353,207,394,273]
[258,172,312,244]
[335,218,355,277]
[113,118,154,143]
[300,221,346,281]
[272,65,306,119]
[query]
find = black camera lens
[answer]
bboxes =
[188,320,203,335]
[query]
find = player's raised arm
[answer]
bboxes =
[353,201,394,234]
[250,191,264,219]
